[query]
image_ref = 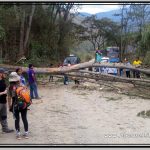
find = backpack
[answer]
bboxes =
[16,86,32,109]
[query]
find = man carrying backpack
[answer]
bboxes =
[0,68,14,133]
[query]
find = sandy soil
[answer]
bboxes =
[0,81,150,145]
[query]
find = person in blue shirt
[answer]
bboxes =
[63,61,71,85]
[119,61,123,76]
[16,68,26,86]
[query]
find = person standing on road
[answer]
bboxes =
[48,64,54,82]
[27,64,41,99]
[124,58,131,78]
[16,68,26,86]
[95,51,102,72]
[8,72,29,139]
[119,61,123,76]
[63,62,71,85]
[95,51,102,63]
[0,68,14,133]
[132,57,142,78]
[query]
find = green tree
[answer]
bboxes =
[0,3,78,65]
[82,16,121,50]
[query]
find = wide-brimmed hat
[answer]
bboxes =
[9,72,20,82]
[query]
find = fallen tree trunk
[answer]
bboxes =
[0,63,149,76]
[65,71,150,87]
[1,61,150,75]
[0,62,150,86]
[76,70,150,84]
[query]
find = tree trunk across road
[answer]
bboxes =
[0,61,150,87]
[0,61,150,75]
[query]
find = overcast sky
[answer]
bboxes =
[75,4,121,14]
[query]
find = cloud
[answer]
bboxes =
[77,4,120,14]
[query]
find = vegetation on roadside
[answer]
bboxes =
[0,3,150,66]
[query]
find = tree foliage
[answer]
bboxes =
[81,15,121,50]
[0,3,77,65]
[1,3,150,66]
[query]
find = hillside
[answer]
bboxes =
[77,9,121,22]
[71,9,122,55]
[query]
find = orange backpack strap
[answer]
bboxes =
[16,86,24,95]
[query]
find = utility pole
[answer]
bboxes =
[120,5,124,61]
[114,5,125,61]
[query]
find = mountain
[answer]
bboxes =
[77,9,121,22]
[72,9,122,53]
[95,9,121,22]
[78,12,92,17]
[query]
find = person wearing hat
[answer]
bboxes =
[8,72,29,139]
[0,68,14,133]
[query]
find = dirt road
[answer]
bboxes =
[0,82,150,145]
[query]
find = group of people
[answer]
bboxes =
[95,56,142,78]
[0,64,40,140]
[119,57,142,78]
